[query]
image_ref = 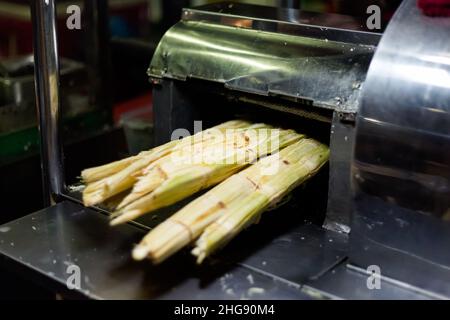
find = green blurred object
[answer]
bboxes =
[302,0,327,12]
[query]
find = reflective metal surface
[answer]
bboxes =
[324,112,354,233]
[277,0,301,23]
[149,3,379,115]
[352,0,450,297]
[0,201,331,299]
[31,0,65,205]
[305,263,436,300]
[0,201,432,299]
[183,2,379,41]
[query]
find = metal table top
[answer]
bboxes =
[0,201,433,299]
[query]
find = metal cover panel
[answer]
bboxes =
[148,4,379,114]
[352,0,450,295]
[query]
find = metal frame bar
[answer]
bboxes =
[31,0,65,206]
[31,0,111,206]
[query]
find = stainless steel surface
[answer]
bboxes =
[324,112,354,233]
[0,201,433,299]
[0,201,329,299]
[277,0,300,23]
[237,223,347,284]
[149,3,379,115]
[305,263,436,300]
[183,2,379,41]
[352,0,450,297]
[31,0,65,205]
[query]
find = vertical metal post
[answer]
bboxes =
[31,0,65,206]
[277,0,301,22]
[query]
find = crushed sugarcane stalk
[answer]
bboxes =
[131,138,329,264]
[109,127,302,225]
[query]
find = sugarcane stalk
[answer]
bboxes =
[192,139,329,263]
[82,120,252,206]
[110,129,303,225]
[82,141,178,206]
[110,164,244,224]
[81,156,140,184]
[131,173,255,263]
[114,126,281,209]
[131,138,328,264]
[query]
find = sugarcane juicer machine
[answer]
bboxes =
[0,0,449,299]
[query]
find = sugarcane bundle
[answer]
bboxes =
[81,120,253,206]
[110,127,303,225]
[132,138,329,264]
[113,122,271,209]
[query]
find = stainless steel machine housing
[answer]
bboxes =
[0,0,449,299]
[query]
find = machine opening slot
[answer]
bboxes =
[139,79,331,234]
[67,79,331,248]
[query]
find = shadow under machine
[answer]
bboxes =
[0,0,449,299]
